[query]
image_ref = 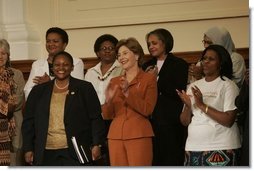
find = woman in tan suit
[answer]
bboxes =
[102,38,157,166]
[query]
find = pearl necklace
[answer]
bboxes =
[54,80,69,90]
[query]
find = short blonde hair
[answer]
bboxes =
[0,39,10,55]
[0,39,11,67]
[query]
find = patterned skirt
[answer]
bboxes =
[184,149,240,166]
[0,118,11,166]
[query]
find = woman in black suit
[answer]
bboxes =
[142,28,188,166]
[22,51,105,166]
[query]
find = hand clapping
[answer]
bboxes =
[191,85,204,108]
[145,65,158,76]
[120,76,129,95]
[176,89,191,108]
[33,72,51,84]
[176,85,204,109]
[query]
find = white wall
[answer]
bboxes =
[1,0,249,60]
[65,17,249,58]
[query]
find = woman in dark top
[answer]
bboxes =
[235,69,249,166]
[142,28,188,166]
[22,51,105,166]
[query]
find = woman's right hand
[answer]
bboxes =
[189,64,203,80]
[105,84,118,104]
[24,151,34,165]
[176,89,191,108]
[145,65,158,76]
[33,72,51,85]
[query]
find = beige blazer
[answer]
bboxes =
[11,68,25,150]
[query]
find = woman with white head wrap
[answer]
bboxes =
[189,27,246,88]
[203,27,246,87]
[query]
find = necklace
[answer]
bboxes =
[97,66,117,81]
[54,80,69,90]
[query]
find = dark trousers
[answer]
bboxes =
[152,124,186,166]
[239,113,249,166]
[98,119,111,166]
[41,148,80,166]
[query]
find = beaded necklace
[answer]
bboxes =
[97,66,117,81]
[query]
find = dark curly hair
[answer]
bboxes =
[94,34,118,53]
[53,51,74,66]
[46,27,69,45]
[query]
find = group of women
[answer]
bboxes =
[0,26,248,166]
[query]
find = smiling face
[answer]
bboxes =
[0,48,8,68]
[53,54,74,81]
[117,45,138,71]
[46,33,67,58]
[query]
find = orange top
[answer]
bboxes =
[102,70,157,140]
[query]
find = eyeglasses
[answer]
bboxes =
[202,40,213,45]
[99,46,115,52]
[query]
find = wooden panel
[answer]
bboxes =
[176,47,249,66]
[10,48,249,81]
[10,60,35,81]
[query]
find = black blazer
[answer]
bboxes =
[143,53,188,125]
[22,77,106,165]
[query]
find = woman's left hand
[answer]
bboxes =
[191,85,204,108]
[91,145,102,161]
[8,117,16,137]
[120,76,129,97]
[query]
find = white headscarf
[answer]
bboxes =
[204,27,236,55]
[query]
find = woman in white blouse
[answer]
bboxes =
[24,27,84,99]
[85,34,122,166]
